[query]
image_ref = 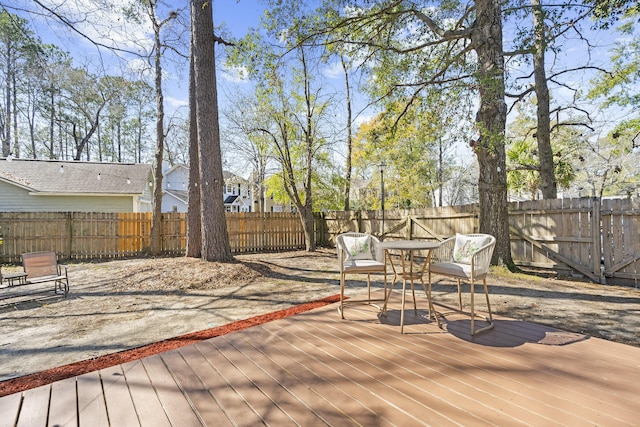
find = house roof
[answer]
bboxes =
[0,158,152,195]
[224,195,239,204]
[223,170,250,183]
[165,189,188,204]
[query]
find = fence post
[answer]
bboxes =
[66,212,73,260]
[319,211,327,245]
[591,197,603,284]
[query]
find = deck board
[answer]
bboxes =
[180,343,263,426]
[160,348,229,426]
[101,364,139,427]
[77,370,108,427]
[195,339,296,426]
[48,376,77,427]
[0,391,21,427]
[235,321,397,426]
[120,360,171,427]
[3,289,640,426]
[16,385,49,427]
[141,354,203,426]
[298,308,521,426]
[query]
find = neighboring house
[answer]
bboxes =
[222,171,253,213]
[263,192,295,213]
[0,158,153,212]
[160,164,254,213]
[348,178,376,210]
[161,164,189,213]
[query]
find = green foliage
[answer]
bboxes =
[590,0,638,29]
[506,104,578,199]
[352,87,471,209]
[226,7,337,216]
[588,17,639,107]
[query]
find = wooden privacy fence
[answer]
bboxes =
[2,198,639,285]
[0,212,306,263]
[321,198,640,286]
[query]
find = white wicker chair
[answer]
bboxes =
[336,232,387,318]
[428,233,496,335]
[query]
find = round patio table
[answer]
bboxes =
[379,240,441,333]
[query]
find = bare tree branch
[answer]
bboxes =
[31,0,140,57]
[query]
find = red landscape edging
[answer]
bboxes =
[0,294,341,397]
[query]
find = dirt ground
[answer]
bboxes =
[1,248,639,383]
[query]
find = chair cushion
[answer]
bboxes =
[343,259,385,273]
[453,234,490,264]
[342,235,373,261]
[429,261,473,279]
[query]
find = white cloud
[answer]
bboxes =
[221,65,249,83]
[165,95,188,109]
[323,61,343,79]
[354,113,375,129]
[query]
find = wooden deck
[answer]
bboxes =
[1,289,639,426]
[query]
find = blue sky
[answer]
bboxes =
[10,1,629,123]
[8,0,270,112]
[6,0,636,175]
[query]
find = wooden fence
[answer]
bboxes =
[321,198,640,286]
[2,198,640,285]
[0,212,306,263]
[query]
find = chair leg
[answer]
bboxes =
[383,268,387,299]
[411,280,418,313]
[367,273,371,303]
[471,277,495,335]
[483,277,493,322]
[457,279,462,310]
[340,273,346,319]
[470,278,475,335]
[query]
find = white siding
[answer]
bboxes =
[0,181,137,212]
[161,192,187,213]
[164,167,188,191]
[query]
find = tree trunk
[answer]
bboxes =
[48,90,54,158]
[472,0,514,269]
[3,40,12,157]
[302,50,316,251]
[301,204,316,251]
[72,109,102,161]
[342,55,353,211]
[192,0,233,262]
[186,33,202,258]
[437,138,444,207]
[11,70,18,157]
[149,7,166,256]
[532,0,557,199]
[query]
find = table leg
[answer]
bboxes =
[410,250,418,313]
[382,249,398,314]
[400,273,407,334]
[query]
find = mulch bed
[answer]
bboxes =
[0,294,341,397]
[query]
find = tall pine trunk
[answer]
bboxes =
[186,31,202,258]
[532,0,557,199]
[149,13,165,256]
[472,0,514,268]
[191,0,233,262]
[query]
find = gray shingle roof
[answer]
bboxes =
[165,189,188,203]
[0,158,152,195]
